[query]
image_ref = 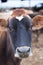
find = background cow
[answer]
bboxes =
[32,15,43,41]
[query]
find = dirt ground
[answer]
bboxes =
[21,33,43,65]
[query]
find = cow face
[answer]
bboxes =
[8,16,32,59]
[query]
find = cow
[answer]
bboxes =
[32,15,43,42]
[0,8,32,65]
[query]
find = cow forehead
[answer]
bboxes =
[16,16,24,21]
[8,14,31,21]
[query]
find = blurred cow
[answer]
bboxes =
[32,15,43,42]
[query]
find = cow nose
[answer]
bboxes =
[17,46,30,53]
[15,46,31,58]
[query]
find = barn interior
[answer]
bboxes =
[0,0,43,65]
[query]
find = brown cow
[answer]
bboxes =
[32,15,43,28]
[0,8,32,65]
[32,15,43,42]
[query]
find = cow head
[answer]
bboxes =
[7,9,32,59]
[7,16,32,59]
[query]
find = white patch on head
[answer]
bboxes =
[16,16,24,21]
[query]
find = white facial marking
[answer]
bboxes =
[16,16,24,21]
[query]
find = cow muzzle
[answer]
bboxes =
[14,46,32,59]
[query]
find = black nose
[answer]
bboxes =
[16,46,30,58]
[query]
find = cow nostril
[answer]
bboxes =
[27,48,30,52]
[17,49,22,53]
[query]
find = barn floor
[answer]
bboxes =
[21,33,43,65]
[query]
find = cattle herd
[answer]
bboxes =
[0,8,43,65]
